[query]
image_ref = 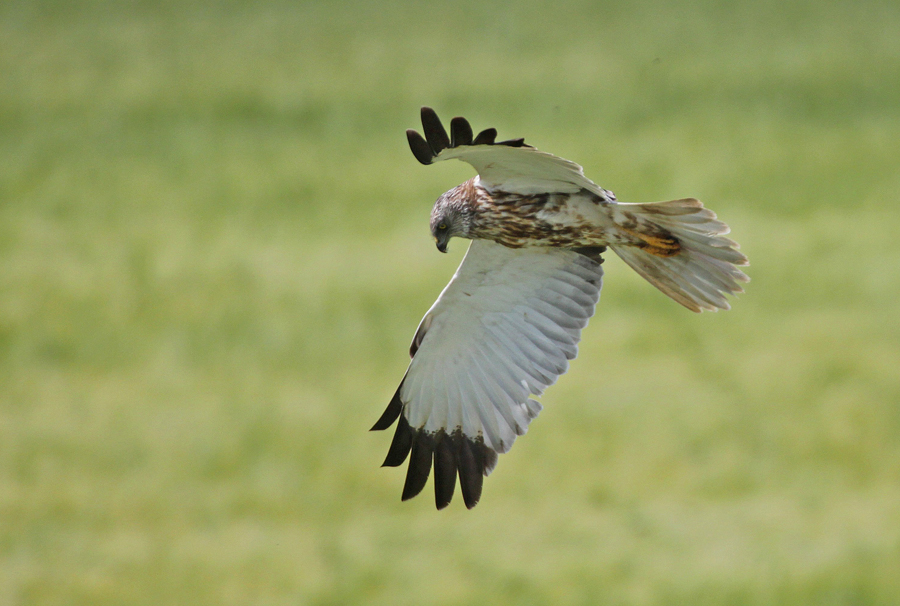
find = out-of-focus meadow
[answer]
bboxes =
[2,0,899,603]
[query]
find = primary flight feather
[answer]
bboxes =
[372,107,749,509]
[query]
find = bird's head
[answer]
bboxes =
[430,184,475,253]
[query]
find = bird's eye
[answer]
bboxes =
[438,224,448,230]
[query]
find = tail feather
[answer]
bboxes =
[610,198,749,312]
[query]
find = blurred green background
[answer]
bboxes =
[2,0,899,604]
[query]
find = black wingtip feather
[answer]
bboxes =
[449,117,473,148]
[496,137,528,148]
[420,107,450,155]
[381,415,413,467]
[406,129,434,165]
[371,381,404,431]
[433,433,458,510]
[401,431,434,502]
[472,127,497,145]
[457,435,484,509]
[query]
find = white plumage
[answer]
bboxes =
[404,240,603,454]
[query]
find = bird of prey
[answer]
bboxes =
[371,107,749,510]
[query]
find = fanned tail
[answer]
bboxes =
[610,198,749,312]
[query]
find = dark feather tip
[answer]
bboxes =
[420,107,450,155]
[572,246,607,264]
[450,116,473,148]
[381,415,413,467]
[406,129,434,165]
[371,381,404,431]
[401,431,434,502]
[457,434,486,509]
[472,127,497,146]
[433,433,458,509]
[496,137,528,148]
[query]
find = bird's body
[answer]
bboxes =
[372,108,749,509]
[443,176,685,255]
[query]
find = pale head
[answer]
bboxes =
[430,181,476,253]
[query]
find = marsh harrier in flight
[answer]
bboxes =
[371,108,748,509]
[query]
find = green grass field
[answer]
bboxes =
[2,0,899,603]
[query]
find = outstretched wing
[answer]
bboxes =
[371,240,605,509]
[407,107,615,200]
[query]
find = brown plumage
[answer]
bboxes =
[437,178,685,255]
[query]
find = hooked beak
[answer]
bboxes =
[435,238,448,253]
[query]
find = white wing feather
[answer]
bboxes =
[403,240,603,454]
[433,144,611,198]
